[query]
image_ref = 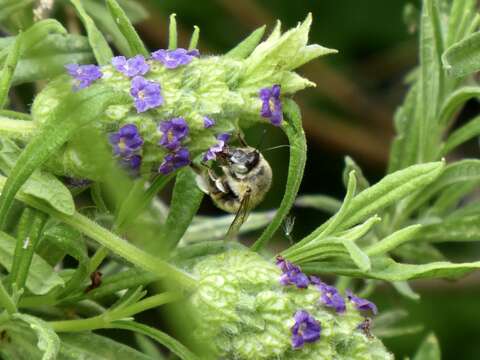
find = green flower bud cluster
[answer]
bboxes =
[30,14,335,179]
[189,249,393,359]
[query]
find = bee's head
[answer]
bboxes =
[222,147,260,175]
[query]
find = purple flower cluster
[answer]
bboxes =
[346,290,378,315]
[259,84,283,126]
[276,256,309,289]
[151,48,199,69]
[112,55,150,77]
[109,124,144,171]
[158,118,191,174]
[291,310,321,349]
[203,133,230,162]
[65,64,103,91]
[310,276,346,313]
[275,256,379,349]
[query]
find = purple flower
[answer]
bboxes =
[346,290,378,315]
[130,76,164,113]
[159,148,191,174]
[125,154,142,171]
[112,55,150,77]
[203,116,215,128]
[291,310,321,349]
[158,118,189,151]
[203,133,230,161]
[310,276,346,313]
[151,48,199,69]
[259,84,283,126]
[65,63,102,91]
[109,124,144,157]
[275,256,309,289]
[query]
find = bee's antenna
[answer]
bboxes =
[262,144,292,152]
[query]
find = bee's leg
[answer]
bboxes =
[195,174,210,194]
[208,169,230,194]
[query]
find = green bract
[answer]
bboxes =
[30,14,335,179]
[190,249,392,360]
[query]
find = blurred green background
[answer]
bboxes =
[132,1,480,359]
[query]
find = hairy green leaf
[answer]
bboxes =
[441,115,480,155]
[70,0,113,65]
[392,281,421,301]
[0,231,64,295]
[294,194,342,214]
[303,256,480,281]
[414,214,480,242]
[106,0,149,57]
[13,314,60,360]
[438,86,480,127]
[112,320,198,360]
[0,32,22,108]
[342,156,369,192]
[226,25,266,59]
[366,225,422,256]
[161,168,204,251]
[251,100,307,251]
[413,333,441,360]
[443,30,480,77]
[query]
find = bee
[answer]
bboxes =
[195,144,272,239]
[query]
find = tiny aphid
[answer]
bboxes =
[358,317,374,339]
[84,271,102,293]
[195,143,272,239]
[22,237,30,249]
[282,215,295,244]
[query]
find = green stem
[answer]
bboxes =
[50,292,179,332]
[0,281,16,314]
[0,118,36,141]
[88,246,109,273]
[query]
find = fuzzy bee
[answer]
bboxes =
[195,144,272,238]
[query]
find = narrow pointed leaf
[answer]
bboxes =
[0,32,22,108]
[226,25,266,59]
[413,333,441,360]
[443,31,480,77]
[251,99,307,251]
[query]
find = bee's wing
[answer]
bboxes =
[225,188,252,240]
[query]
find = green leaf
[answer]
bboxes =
[413,333,441,360]
[340,238,371,272]
[106,0,149,57]
[392,281,421,301]
[403,159,480,215]
[251,99,307,251]
[438,87,480,127]
[135,333,166,359]
[302,256,480,281]
[0,231,64,294]
[70,0,113,65]
[0,138,75,216]
[168,13,177,50]
[446,0,477,46]
[441,115,480,155]
[415,0,444,162]
[342,156,370,192]
[160,168,204,251]
[59,332,151,360]
[414,214,480,242]
[443,31,480,77]
[320,170,357,238]
[226,25,266,59]
[13,313,60,360]
[188,26,200,51]
[116,0,148,23]
[0,84,128,230]
[0,32,22,108]
[112,320,198,360]
[366,225,422,256]
[294,194,342,214]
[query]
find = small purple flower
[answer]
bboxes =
[158,118,189,151]
[203,133,230,161]
[291,310,321,349]
[112,55,150,77]
[126,154,142,171]
[151,48,199,69]
[275,256,309,289]
[203,116,215,128]
[259,84,283,126]
[109,124,144,157]
[130,76,164,113]
[310,276,346,313]
[65,63,102,91]
[159,148,191,174]
[346,290,378,315]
